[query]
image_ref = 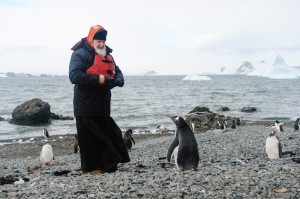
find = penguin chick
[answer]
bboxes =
[265,131,282,160]
[157,125,167,135]
[123,129,135,151]
[40,143,54,166]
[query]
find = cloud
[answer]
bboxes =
[0,0,300,75]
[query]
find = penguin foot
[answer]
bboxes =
[40,162,54,167]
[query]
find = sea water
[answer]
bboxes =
[0,75,299,140]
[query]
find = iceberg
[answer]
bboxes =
[183,74,211,81]
[0,73,8,78]
[248,54,300,79]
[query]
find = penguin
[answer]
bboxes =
[293,118,299,132]
[275,120,284,132]
[217,117,227,130]
[43,128,49,139]
[235,118,241,126]
[123,129,135,151]
[166,116,199,171]
[157,125,167,135]
[40,143,54,166]
[231,119,236,129]
[265,131,282,160]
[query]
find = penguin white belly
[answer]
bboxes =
[266,137,280,160]
[172,146,179,169]
[40,144,54,165]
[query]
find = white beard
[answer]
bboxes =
[94,46,106,57]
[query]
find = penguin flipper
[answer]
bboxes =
[278,142,283,158]
[167,138,179,162]
[131,137,135,145]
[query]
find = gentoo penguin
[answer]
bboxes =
[157,125,167,135]
[265,131,282,160]
[217,118,227,130]
[275,120,284,132]
[123,129,135,151]
[235,118,241,126]
[40,143,54,166]
[166,116,199,171]
[293,118,299,132]
[43,128,49,139]
[231,120,236,129]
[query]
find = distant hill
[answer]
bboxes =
[144,71,157,76]
[0,72,54,77]
[0,72,33,77]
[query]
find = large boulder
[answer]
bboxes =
[241,107,257,113]
[185,108,219,132]
[10,98,51,125]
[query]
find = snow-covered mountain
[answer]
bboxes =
[235,61,254,74]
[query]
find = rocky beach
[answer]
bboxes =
[0,123,300,199]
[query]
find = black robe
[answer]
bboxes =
[76,116,130,172]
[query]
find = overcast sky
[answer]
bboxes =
[0,0,300,75]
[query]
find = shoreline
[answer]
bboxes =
[0,119,291,143]
[1,123,299,198]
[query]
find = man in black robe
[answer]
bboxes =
[69,24,130,173]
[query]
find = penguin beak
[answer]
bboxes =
[166,115,175,121]
[167,115,179,125]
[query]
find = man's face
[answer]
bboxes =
[93,40,105,49]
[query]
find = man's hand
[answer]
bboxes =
[104,77,124,89]
[99,75,105,85]
[104,76,114,88]
[113,78,124,87]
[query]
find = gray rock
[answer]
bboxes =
[218,107,230,111]
[10,98,51,125]
[241,107,257,113]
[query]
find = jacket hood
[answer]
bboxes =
[87,25,106,47]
